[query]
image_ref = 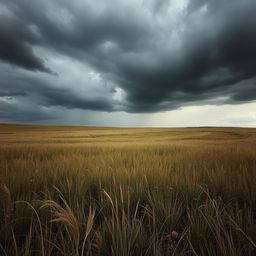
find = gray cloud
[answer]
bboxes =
[0,0,256,121]
[0,66,118,122]
[0,99,55,122]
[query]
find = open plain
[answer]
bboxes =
[1,124,256,255]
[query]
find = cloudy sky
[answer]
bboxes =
[0,0,256,127]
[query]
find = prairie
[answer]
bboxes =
[1,124,256,255]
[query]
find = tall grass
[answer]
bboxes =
[0,125,256,255]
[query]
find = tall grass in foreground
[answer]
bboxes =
[1,128,256,255]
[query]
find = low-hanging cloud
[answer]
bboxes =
[0,0,256,122]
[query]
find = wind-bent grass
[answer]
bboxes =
[0,124,256,255]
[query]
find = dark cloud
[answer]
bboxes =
[227,78,256,102]
[0,15,55,74]
[0,90,26,97]
[0,0,256,120]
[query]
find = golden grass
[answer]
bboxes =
[1,124,256,255]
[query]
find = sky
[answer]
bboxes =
[0,0,256,127]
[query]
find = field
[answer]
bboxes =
[1,124,256,255]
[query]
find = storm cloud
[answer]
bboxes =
[0,0,256,122]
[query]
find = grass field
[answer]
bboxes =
[1,124,256,255]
